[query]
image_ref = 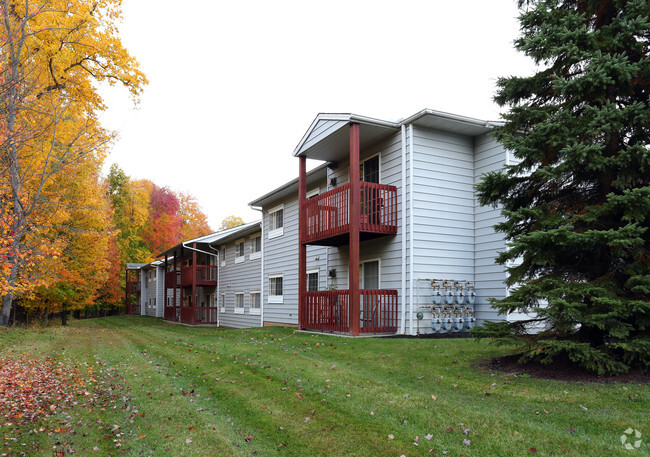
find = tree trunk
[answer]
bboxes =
[61,305,68,326]
[0,294,12,327]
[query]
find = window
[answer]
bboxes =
[250,236,261,260]
[359,260,380,289]
[205,294,213,307]
[235,292,244,314]
[306,270,319,292]
[220,247,226,267]
[306,188,320,199]
[268,205,284,238]
[250,291,261,315]
[235,240,245,264]
[220,293,225,312]
[269,275,283,303]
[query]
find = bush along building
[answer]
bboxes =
[127,109,523,335]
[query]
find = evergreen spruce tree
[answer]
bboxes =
[474,0,650,375]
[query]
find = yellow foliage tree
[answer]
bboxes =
[219,216,245,231]
[0,0,147,325]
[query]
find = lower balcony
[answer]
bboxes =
[164,306,218,325]
[180,265,218,287]
[126,303,141,316]
[302,182,398,246]
[300,289,398,334]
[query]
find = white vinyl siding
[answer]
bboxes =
[474,132,510,323]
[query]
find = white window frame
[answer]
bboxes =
[220,247,226,267]
[234,292,245,314]
[249,235,261,260]
[306,188,320,199]
[359,258,381,289]
[268,204,284,239]
[220,292,226,313]
[306,269,319,292]
[234,239,245,264]
[268,274,284,303]
[249,291,261,315]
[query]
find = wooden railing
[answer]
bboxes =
[180,306,218,326]
[126,281,141,293]
[180,265,218,287]
[301,289,398,333]
[126,303,141,316]
[165,270,180,288]
[360,289,398,333]
[302,182,398,244]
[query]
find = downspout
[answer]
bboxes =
[409,124,415,336]
[207,244,221,327]
[400,124,407,334]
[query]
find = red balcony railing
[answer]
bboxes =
[164,305,177,322]
[126,303,141,316]
[126,280,141,293]
[301,289,398,333]
[180,265,218,287]
[180,306,219,326]
[302,182,398,245]
[165,270,180,288]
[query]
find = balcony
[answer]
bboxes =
[180,306,218,325]
[165,270,180,288]
[180,265,218,287]
[301,289,398,333]
[126,280,141,293]
[302,182,397,246]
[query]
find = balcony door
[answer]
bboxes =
[359,260,379,290]
[360,155,380,184]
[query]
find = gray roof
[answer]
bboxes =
[157,221,262,257]
[292,109,498,162]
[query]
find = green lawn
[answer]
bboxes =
[0,316,647,457]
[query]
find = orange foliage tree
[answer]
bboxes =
[0,0,147,325]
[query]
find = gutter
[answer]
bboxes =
[409,124,415,336]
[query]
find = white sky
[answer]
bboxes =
[99,0,534,229]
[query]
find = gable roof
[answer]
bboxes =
[157,220,261,258]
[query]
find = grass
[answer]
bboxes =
[0,316,647,457]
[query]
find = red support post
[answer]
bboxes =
[164,255,168,313]
[173,252,177,321]
[349,123,361,336]
[298,155,307,329]
[192,243,197,325]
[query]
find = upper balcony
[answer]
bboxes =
[180,265,218,287]
[302,181,397,246]
[126,280,141,293]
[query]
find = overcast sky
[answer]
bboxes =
[99,0,535,229]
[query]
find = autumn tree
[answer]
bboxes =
[220,215,245,230]
[142,184,183,256]
[178,192,212,240]
[474,0,650,374]
[0,0,147,326]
